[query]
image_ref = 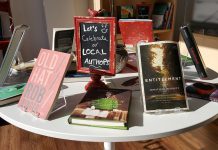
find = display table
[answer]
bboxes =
[0,73,218,150]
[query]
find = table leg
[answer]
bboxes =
[104,142,115,150]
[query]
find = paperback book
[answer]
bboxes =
[18,49,71,119]
[68,88,132,130]
[137,41,188,112]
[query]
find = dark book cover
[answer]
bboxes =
[0,16,3,40]
[68,88,132,130]
[186,80,218,103]
[180,25,208,78]
[137,41,188,112]
[136,5,150,19]
[152,2,169,29]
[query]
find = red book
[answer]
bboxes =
[18,49,71,119]
[119,19,153,47]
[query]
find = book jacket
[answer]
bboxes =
[186,80,218,103]
[137,41,188,112]
[119,19,153,46]
[68,88,132,130]
[18,49,71,119]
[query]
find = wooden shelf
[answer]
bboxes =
[153,29,172,34]
[89,0,177,41]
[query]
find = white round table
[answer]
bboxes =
[0,73,218,150]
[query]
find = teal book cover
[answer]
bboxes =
[0,83,26,100]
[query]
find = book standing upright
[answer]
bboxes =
[18,49,71,119]
[137,41,188,112]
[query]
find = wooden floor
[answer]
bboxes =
[0,119,218,150]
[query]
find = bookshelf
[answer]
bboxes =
[89,0,177,41]
[0,0,12,56]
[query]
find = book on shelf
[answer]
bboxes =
[18,49,71,119]
[0,83,26,106]
[0,11,12,39]
[0,16,3,40]
[117,5,134,19]
[136,3,152,19]
[68,88,132,130]
[137,41,188,112]
[186,80,218,103]
[152,2,173,29]
[119,19,153,48]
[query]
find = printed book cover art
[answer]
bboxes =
[0,83,26,100]
[119,19,153,46]
[117,5,134,19]
[186,80,218,103]
[68,88,132,130]
[18,49,71,119]
[138,42,188,111]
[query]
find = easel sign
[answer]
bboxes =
[74,16,116,76]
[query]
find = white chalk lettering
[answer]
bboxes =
[83,24,97,32]
[82,48,107,56]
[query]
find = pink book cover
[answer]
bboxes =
[119,19,153,46]
[18,49,71,119]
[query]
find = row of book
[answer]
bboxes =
[116,2,174,30]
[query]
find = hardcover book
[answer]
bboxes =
[0,83,26,106]
[68,88,132,130]
[18,49,71,119]
[137,41,188,112]
[119,19,153,47]
[186,80,218,103]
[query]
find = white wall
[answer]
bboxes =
[43,0,88,48]
[10,0,49,61]
[10,0,88,61]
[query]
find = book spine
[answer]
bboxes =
[180,25,208,78]
[0,16,3,40]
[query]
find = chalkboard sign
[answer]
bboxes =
[74,17,116,75]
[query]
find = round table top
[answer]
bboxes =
[0,74,218,142]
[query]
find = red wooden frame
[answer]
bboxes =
[74,16,116,76]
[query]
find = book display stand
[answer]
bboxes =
[0,25,29,87]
